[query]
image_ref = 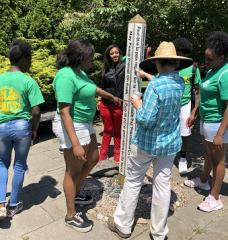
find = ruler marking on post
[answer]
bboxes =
[119,15,146,177]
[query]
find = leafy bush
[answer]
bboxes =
[0,56,10,73]
[27,39,65,105]
[0,38,103,109]
[0,0,227,108]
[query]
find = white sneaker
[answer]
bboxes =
[178,158,188,174]
[0,206,7,220]
[184,177,210,191]
[198,194,223,212]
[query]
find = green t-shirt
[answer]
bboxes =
[0,71,45,123]
[199,63,228,123]
[53,67,97,123]
[179,65,201,106]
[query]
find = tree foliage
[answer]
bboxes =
[0,0,227,56]
[135,0,228,59]
[0,0,67,55]
[0,0,227,102]
[56,0,137,51]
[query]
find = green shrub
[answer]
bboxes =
[0,38,103,109]
[0,56,10,73]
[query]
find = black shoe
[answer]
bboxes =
[59,146,64,154]
[75,193,93,205]
[7,201,23,218]
[149,232,168,240]
[107,216,131,238]
[65,212,92,233]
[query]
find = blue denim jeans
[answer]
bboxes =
[0,119,32,206]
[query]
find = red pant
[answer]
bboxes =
[99,101,123,163]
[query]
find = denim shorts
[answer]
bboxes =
[200,121,228,143]
[52,113,96,149]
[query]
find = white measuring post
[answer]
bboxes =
[119,15,146,177]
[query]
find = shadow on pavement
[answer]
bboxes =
[135,183,152,221]
[0,176,60,229]
[220,182,228,196]
[90,166,119,178]
[0,217,12,229]
[131,184,178,233]
[21,175,61,211]
[184,167,228,197]
[81,177,104,212]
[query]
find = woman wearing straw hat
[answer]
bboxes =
[108,41,192,240]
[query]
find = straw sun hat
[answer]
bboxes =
[139,41,193,73]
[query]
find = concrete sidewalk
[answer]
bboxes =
[0,122,227,240]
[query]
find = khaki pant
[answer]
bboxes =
[114,144,174,240]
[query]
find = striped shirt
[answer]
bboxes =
[132,72,184,157]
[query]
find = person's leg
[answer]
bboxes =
[55,117,93,231]
[75,134,99,196]
[10,136,31,206]
[181,136,189,157]
[210,143,227,200]
[150,155,174,240]
[200,139,213,183]
[197,142,226,212]
[0,122,13,210]
[179,102,191,174]
[63,149,85,218]
[99,101,113,160]
[9,120,32,207]
[178,136,189,174]
[63,148,92,232]
[113,145,152,235]
[197,121,228,212]
[184,125,212,191]
[112,105,123,163]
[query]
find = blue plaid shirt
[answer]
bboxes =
[132,72,184,156]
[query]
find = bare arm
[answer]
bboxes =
[96,87,121,105]
[59,103,86,161]
[192,87,200,115]
[31,106,41,141]
[213,101,228,148]
[137,70,154,81]
[186,87,200,128]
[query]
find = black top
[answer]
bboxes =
[101,61,125,104]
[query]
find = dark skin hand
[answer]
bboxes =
[186,88,199,128]
[96,87,122,110]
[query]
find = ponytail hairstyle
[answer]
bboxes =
[9,39,31,66]
[56,39,94,70]
[103,44,123,73]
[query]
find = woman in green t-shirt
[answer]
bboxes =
[0,40,44,220]
[185,31,228,212]
[52,39,121,233]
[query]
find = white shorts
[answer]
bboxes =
[200,121,228,143]
[180,101,191,137]
[52,113,96,149]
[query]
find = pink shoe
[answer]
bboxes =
[184,177,210,191]
[198,194,223,212]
